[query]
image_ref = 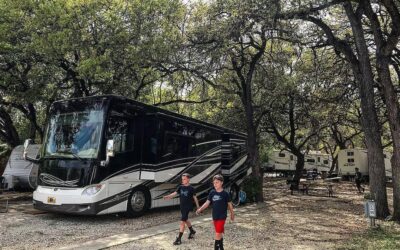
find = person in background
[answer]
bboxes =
[164,173,199,245]
[355,167,365,193]
[196,174,234,250]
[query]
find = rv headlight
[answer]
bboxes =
[82,184,103,196]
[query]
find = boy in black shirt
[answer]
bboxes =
[196,174,234,250]
[164,173,199,245]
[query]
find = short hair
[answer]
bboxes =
[182,173,191,179]
[213,174,224,182]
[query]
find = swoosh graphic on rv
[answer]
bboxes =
[166,146,222,183]
[40,173,79,187]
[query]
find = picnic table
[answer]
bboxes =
[289,178,339,197]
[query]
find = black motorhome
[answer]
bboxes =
[24,95,249,216]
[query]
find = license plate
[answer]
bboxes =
[47,197,56,204]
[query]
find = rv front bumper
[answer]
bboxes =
[33,185,107,215]
[33,199,99,215]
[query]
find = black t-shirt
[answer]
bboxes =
[207,189,231,220]
[176,185,196,211]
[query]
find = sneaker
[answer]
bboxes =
[173,238,182,245]
[188,230,196,239]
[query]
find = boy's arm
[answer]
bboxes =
[228,202,234,221]
[196,200,210,214]
[163,191,178,200]
[193,195,200,209]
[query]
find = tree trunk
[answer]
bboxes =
[344,2,390,218]
[243,89,263,201]
[375,56,400,220]
[27,103,44,142]
[0,107,20,148]
[362,0,400,221]
[293,152,305,183]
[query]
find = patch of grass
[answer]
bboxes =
[338,223,400,250]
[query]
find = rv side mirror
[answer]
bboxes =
[23,139,33,160]
[101,139,114,167]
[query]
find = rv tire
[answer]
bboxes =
[126,186,150,218]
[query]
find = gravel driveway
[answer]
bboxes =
[0,199,207,250]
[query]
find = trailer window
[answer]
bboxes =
[347,151,354,156]
[347,158,354,163]
[306,159,315,163]
[278,153,285,157]
[323,160,329,164]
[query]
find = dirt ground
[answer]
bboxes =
[112,177,395,250]
[0,177,396,250]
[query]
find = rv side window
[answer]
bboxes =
[347,151,354,156]
[278,153,285,157]
[306,159,315,163]
[107,116,134,153]
[323,160,329,164]
[162,132,194,160]
[348,158,354,163]
[317,157,320,162]
[192,129,220,156]
[290,155,294,160]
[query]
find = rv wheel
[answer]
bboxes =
[126,187,150,218]
[229,184,240,206]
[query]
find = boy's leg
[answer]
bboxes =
[174,209,190,245]
[213,220,226,250]
[356,181,361,193]
[214,233,223,250]
[186,220,196,239]
[173,221,185,245]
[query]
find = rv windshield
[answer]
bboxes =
[45,104,105,159]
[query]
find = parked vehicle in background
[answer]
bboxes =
[1,144,41,190]
[23,95,250,217]
[338,148,392,181]
[266,150,332,176]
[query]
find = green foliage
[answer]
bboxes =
[242,176,262,202]
[339,224,400,250]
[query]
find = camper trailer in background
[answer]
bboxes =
[304,152,332,173]
[338,148,392,180]
[268,150,297,173]
[2,144,41,190]
[267,150,332,175]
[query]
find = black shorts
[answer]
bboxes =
[181,209,191,221]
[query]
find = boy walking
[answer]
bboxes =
[355,168,365,193]
[196,174,234,250]
[164,173,199,245]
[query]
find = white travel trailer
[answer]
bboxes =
[338,148,392,179]
[268,150,297,173]
[304,152,332,173]
[2,144,41,190]
[268,150,332,174]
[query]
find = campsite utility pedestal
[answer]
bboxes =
[364,200,376,227]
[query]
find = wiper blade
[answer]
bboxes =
[55,149,85,162]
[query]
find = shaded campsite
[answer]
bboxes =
[1,177,398,250]
[111,178,398,250]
